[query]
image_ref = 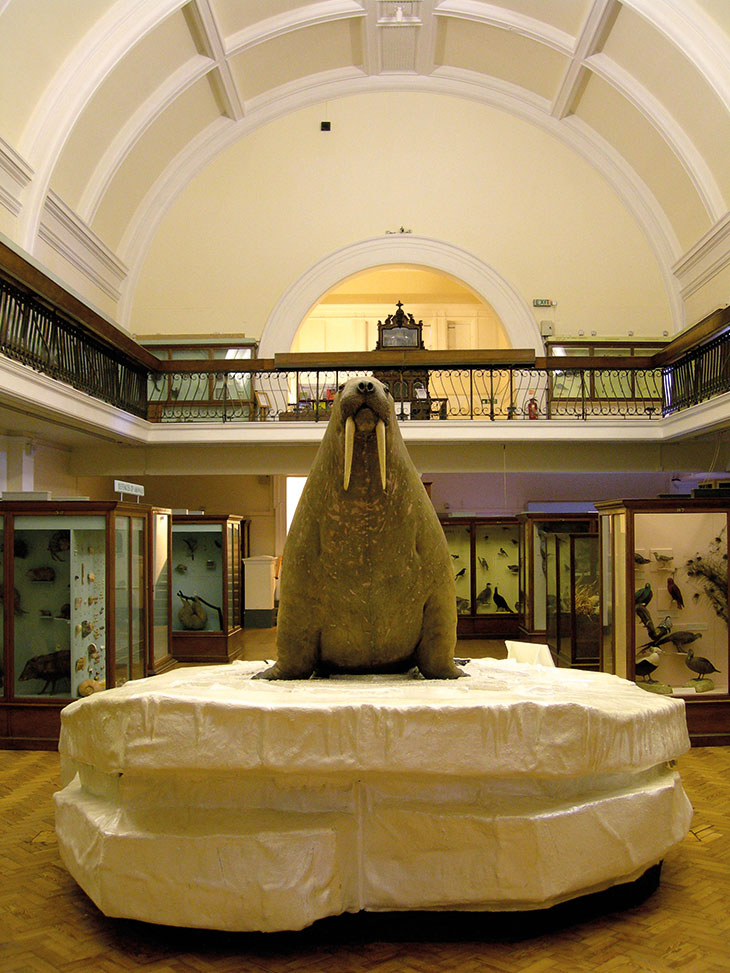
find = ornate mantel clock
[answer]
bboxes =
[375,301,425,350]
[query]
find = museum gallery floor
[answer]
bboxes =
[54,659,692,933]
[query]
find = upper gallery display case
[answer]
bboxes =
[517,513,597,646]
[439,517,520,637]
[171,514,249,664]
[0,500,171,749]
[597,498,730,744]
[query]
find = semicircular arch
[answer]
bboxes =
[258,236,542,358]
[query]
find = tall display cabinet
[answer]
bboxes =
[171,514,249,664]
[0,500,172,749]
[439,516,520,637]
[517,513,597,647]
[596,498,729,744]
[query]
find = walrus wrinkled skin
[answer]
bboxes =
[256,376,463,680]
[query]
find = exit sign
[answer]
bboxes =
[533,299,556,307]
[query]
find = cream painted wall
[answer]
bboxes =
[130,91,671,349]
[427,471,673,518]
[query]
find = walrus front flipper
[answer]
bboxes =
[415,589,467,679]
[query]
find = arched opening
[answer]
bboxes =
[257,236,541,358]
[290,265,511,354]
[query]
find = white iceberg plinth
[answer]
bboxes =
[54,659,692,932]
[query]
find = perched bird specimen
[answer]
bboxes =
[478,556,488,570]
[639,630,701,652]
[507,563,519,573]
[635,648,662,682]
[635,582,653,606]
[635,603,657,639]
[454,567,466,580]
[653,551,674,564]
[476,583,492,606]
[498,547,508,557]
[493,586,514,612]
[667,576,684,609]
[685,647,720,681]
[634,552,651,564]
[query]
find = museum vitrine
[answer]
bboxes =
[0,500,169,749]
[439,516,520,637]
[517,513,597,646]
[171,514,248,663]
[547,532,600,670]
[597,498,730,743]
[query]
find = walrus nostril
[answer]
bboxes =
[357,380,375,394]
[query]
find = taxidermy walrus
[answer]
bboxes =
[256,376,463,680]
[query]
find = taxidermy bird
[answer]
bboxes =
[634,552,651,564]
[667,576,684,609]
[635,648,662,683]
[684,647,720,681]
[635,603,657,639]
[639,629,700,652]
[454,567,466,580]
[498,547,508,557]
[476,583,492,605]
[653,551,674,564]
[508,563,519,573]
[478,556,488,570]
[493,586,514,612]
[635,582,653,606]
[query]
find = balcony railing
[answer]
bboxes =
[146,361,664,422]
[1,265,729,426]
[0,277,147,417]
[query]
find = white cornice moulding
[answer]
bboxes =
[225,0,364,57]
[673,214,730,300]
[0,138,33,217]
[38,191,128,303]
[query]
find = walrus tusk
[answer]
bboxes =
[344,415,355,490]
[376,419,386,490]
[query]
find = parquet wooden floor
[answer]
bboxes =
[1,746,730,973]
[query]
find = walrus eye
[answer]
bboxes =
[338,383,345,392]
[382,383,390,395]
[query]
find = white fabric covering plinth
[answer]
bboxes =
[54,659,693,932]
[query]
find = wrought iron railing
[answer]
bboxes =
[0,277,147,417]
[662,327,730,415]
[146,364,664,422]
[2,269,730,425]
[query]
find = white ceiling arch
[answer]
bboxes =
[2,0,729,338]
[257,235,541,357]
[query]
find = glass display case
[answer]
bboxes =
[597,498,730,744]
[439,517,520,637]
[171,514,248,663]
[547,532,600,670]
[0,500,168,749]
[517,513,597,644]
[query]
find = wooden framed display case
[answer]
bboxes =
[517,513,597,646]
[0,500,167,749]
[547,532,600,670]
[171,514,248,664]
[148,507,174,675]
[439,517,520,637]
[596,498,730,744]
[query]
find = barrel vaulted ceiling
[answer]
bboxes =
[1,0,730,338]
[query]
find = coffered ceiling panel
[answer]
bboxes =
[0,0,115,144]
[474,0,591,36]
[229,19,362,102]
[211,0,314,38]
[435,17,569,102]
[91,76,222,250]
[50,8,202,210]
[600,4,730,202]
[575,72,711,250]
